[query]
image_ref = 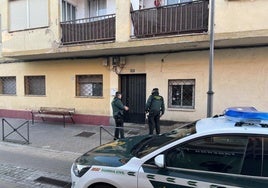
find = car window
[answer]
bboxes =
[263,137,268,177]
[241,137,263,176]
[135,122,197,158]
[165,135,248,174]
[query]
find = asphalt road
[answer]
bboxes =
[0,142,81,187]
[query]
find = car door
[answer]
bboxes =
[137,134,268,188]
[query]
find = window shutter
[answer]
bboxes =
[29,0,49,28]
[9,0,27,31]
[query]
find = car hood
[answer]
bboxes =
[75,135,151,167]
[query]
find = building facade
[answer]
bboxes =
[0,0,268,125]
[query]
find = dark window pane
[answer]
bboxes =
[25,76,45,95]
[241,137,262,176]
[263,138,268,177]
[76,75,103,97]
[168,79,195,109]
[0,77,16,95]
[166,135,248,174]
[171,85,181,105]
[182,85,193,106]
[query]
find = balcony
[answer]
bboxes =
[60,1,208,46]
[60,14,116,45]
[131,0,209,38]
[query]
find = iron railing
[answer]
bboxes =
[2,118,30,144]
[61,14,116,45]
[131,0,209,38]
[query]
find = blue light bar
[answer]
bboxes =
[224,107,268,123]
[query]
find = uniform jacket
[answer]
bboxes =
[145,94,165,114]
[111,97,125,117]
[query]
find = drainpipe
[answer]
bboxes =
[207,0,215,117]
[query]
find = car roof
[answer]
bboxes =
[195,116,268,136]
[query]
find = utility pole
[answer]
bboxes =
[207,0,215,117]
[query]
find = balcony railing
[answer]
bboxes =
[131,0,209,38]
[61,14,115,45]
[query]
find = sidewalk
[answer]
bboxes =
[0,118,180,154]
[0,179,25,188]
[0,117,182,187]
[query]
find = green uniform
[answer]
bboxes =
[145,93,165,134]
[111,97,125,139]
[112,97,125,117]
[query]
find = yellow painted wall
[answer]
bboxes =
[1,47,268,121]
[215,0,268,33]
[1,0,60,55]
[0,59,112,116]
[120,47,268,122]
[213,47,268,111]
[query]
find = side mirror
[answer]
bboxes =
[154,154,165,168]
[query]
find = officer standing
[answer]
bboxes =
[111,91,129,140]
[145,88,165,135]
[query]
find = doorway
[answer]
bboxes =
[120,74,146,124]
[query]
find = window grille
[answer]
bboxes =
[76,75,103,97]
[0,76,16,95]
[24,76,46,95]
[168,79,195,109]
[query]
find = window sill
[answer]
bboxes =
[167,108,195,112]
[0,94,17,96]
[76,96,104,99]
[25,95,46,97]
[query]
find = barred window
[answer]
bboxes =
[168,79,195,109]
[0,76,16,95]
[24,76,46,95]
[76,75,103,97]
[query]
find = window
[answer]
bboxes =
[61,0,76,22]
[9,0,49,31]
[24,76,46,95]
[168,79,195,109]
[89,0,107,17]
[262,137,268,176]
[167,0,194,5]
[76,75,103,97]
[0,77,16,95]
[165,135,248,174]
[241,137,263,176]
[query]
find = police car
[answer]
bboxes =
[71,107,268,188]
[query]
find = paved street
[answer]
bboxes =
[0,117,180,187]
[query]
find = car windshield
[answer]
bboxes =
[133,121,197,158]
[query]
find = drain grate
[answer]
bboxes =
[34,176,71,187]
[75,131,95,138]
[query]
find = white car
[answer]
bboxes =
[71,107,268,188]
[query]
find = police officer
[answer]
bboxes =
[111,91,129,140]
[145,88,165,135]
